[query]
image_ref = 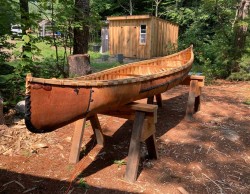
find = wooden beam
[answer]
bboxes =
[141,117,155,141]
[145,134,158,160]
[107,15,151,21]
[69,118,86,164]
[124,111,145,182]
[89,115,104,146]
[185,80,198,120]
[128,102,158,113]
[181,75,205,87]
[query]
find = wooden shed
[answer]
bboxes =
[107,15,179,59]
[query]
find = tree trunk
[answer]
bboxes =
[73,0,90,54]
[129,0,133,15]
[0,96,4,125]
[68,54,91,77]
[232,0,250,70]
[154,0,162,17]
[19,0,29,34]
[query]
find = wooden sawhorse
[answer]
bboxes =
[181,75,205,120]
[69,102,158,182]
[146,75,205,120]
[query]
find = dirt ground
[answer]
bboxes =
[0,80,249,194]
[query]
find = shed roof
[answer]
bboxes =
[107,15,151,21]
[107,15,178,27]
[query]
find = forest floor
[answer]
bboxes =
[0,80,249,194]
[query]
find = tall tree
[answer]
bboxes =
[154,0,162,17]
[232,0,250,71]
[117,0,134,15]
[19,0,29,33]
[73,0,90,54]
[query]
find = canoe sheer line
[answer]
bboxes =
[26,46,194,87]
[26,65,190,87]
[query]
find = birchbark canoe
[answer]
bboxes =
[25,46,194,133]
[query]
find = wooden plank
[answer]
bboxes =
[145,134,158,160]
[69,118,86,164]
[107,15,151,21]
[125,111,145,182]
[141,117,156,141]
[181,75,205,87]
[89,115,104,146]
[128,102,158,113]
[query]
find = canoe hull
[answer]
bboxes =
[25,46,193,133]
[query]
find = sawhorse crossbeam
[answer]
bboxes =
[69,102,158,183]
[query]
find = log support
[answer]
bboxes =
[69,102,158,183]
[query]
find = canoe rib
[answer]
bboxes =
[25,45,194,133]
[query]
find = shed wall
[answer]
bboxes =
[109,19,151,59]
[151,18,178,57]
[108,16,178,59]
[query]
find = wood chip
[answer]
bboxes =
[13,125,26,129]
[32,143,48,149]
[177,187,189,194]
[65,137,72,142]
[56,144,64,150]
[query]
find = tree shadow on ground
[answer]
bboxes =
[77,93,189,179]
[76,87,250,193]
[151,87,250,193]
[0,169,139,194]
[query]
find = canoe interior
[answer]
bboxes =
[76,50,191,81]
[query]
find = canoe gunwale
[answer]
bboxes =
[26,46,194,87]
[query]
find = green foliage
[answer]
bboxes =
[114,159,126,168]
[0,1,19,36]
[78,178,89,189]
[228,54,250,81]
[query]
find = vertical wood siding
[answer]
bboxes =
[108,16,178,59]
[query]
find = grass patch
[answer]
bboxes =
[243,99,250,105]
[12,40,103,60]
[78,178,89,189]
[91,62,119,72]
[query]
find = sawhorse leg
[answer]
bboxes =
[125,109,158,182]
[69,118,86,164]
[185,80,201,120]
[69,114,104,164]
[89,114,104,146]
[147,94,162,107]
[145,134,158,160]
[125,111,145,182]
